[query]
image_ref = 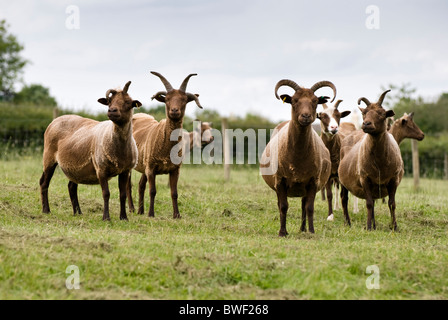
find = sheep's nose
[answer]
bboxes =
[363,121,372,126]
[330,125,338,130]
[302,114,311,119]
[108,108,118,113]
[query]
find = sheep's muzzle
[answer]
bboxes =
[298,114,313,127]
[169,110,182,120]
[107,109,121,122]
[362,121,375,133]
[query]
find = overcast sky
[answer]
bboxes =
[2,0,447,123]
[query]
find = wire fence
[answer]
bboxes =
[1,127,447,180]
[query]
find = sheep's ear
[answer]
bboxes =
[132,100,142,108]
[280,94,292,104]
[341,111,351,118]
[386,110,395,118]
[152,93,166,103]
[316,112,322,120]
[187,94,200,103]
[98,98,108,105]
[318,96,330,104]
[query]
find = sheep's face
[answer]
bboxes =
[360,104,395,135]
[164,91,188,121]
[281,89,328,127]
[318,107,351,135]
[98,91,142,126]
[152,90,201,122]
[395,113,425,141]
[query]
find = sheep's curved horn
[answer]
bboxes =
[186,92,203,109]
[150,71,174,92]
[274,79,302,100]
[408,112,414,119]
[122,81,131,94]
[105,89,117,99]
[358,97,371,106]
[334,100,343,109]
[377,89,391,106]
[310,81,337,103]
[179,74,197,92]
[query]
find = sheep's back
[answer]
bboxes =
[132,115,178,174]
[44,115,98,162]
[261,123,331,197]
[44,115,100,184]
[339,133,404,199]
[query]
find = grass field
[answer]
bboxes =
[0,156,447,300]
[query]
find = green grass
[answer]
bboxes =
[0,156,447,300]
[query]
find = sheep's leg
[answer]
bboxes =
[137,174,147,215]
[118,171,129,221]
[147,172,157,217]
[333,180,340,210]
[340,186,351,226]
[363,182,376,231]
[169,169,181,219]
[321,188,326,201]
[127,172,135,213]
[304,184,317,233]
[99,177,111,221]
[387,180,398,231]
[300,197,307,232]
[40,163,58,213]
[68,181,82,215]
[325,179,334,221]
[276,182,289,237]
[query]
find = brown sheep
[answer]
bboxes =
[260,79,335,236]
[388,112,425,145]
[183,120,214,152]
[127,71,203,218]
[39,81,142,221]
[316,100,351,221]
[338,90,404,230]
[348,112,425,213]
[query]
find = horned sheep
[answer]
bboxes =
[127,71,203,218]
[338,90,404,230]
[260,79,335,236]
[39,81,142,221]
[316,100,351,221]
[347,111,425,213]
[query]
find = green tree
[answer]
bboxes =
[13,84,57,106]
[391,91,448,135]
[0,20,28,101]
[380,82,416,109]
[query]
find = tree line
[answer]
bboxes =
[0,18,446,178]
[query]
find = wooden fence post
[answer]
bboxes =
[222,117,230,181]
[53,107,59,119]
[444,152,448,180]
[412,139,420,190]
